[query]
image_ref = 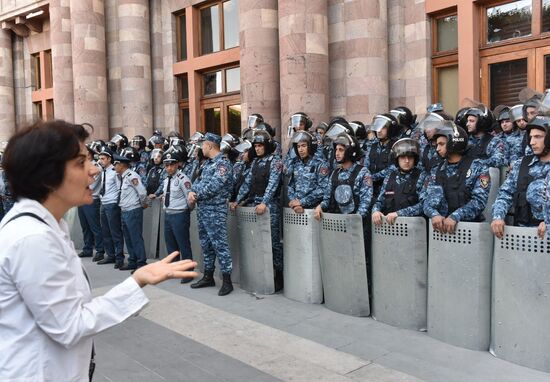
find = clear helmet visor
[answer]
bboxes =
[509,105,525,122]
[220,141,231,154]
[416,113,446,134]
[189,132,204,143]
[290,114,307,129]
[348,122,361,135]
[247,115,260,128]
[392,138,420,157]
[325,123,350,141]
[235,140,252,153]
[390,109,406,124]
[371,115,392,132]
[150,149,163,162]
[291,131,313,144]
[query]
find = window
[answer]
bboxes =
[31,49,54,121]
[177,74,190,138]
[200,0,239,55]
[176,12,187,61]
[490,59,528,108]
[436,65,459,115]
[431,11,458,113]
[202,66,240,97]
[486,0,532,44]
[544,0,550,32]
[436,15,458,52]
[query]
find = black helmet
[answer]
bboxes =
[149,148,164,164]
[325,118,354,141]
[427,103,444,113]
[432,121,468,155]
[291,131,318,157]
[255,122,276,137]
[390,106,416,127]
[221,133,240,152]
[315,121,328,133]
[188,131,204,144]
[130,135,146,150]
[525,115,550,154]
[391,138,420,166]
[169,136,186,147]
[119,147,139,162]
[333,133,362,163]
[496,107,511,122]
[464,105,494,133]
[148,134,166,150]
[290,112,313,130]
[167,131,183,139]
[371,114,400,140]
[111,134,128,149]
[89,139,105,155]
[250,130,273,158]
[454,107,469,129]
[417,112,453,140]
[162,145,186,163]
[349,121,367,140]
[105,141,118,153]
[235,140,252,153]
[247,113,264,129]
[523,95,542,121]
[241,127,254,142]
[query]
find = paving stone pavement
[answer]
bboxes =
[85,258,550,382]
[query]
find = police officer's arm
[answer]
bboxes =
[491,158,522,221]
[485,137,507,168]
[236,164,252,204]
[130,175,148,205]
[372,164,397,182]
[286,162,298,203]
[301,161,330,207]
[396,172,428,217]
[544,172,550,238]
[423,172,445,218]
[261,158,283,205]
[177,172,193,199]
[153,170,167,197]
[319,169,335,211]
[194,161,232,201]
[449,164,490,222]
[371,174,390,213]
[355,168,373,217]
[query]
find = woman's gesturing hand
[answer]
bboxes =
[132,252,198,287]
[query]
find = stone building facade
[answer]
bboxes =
[0,0,431,147]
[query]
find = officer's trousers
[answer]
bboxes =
[100,202,124,263]
[267,202,283,271]
[78,198,104,256]
[197,203,232,274]
[121,207,147,268]
[164,210,192,261]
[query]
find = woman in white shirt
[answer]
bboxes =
[0,120,197,381]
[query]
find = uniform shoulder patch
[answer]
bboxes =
[131,178,139,186]
[319,165,329,176]
[363,172,373,187]
[217,163,228,176]
[184,181,191,189]
[479,173,490,189]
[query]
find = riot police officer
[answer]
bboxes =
[372,138,427,225]
[188,133,234,296]
[221,133,241,164]
[130,135,149,185]
[390,106,417,139]
[230,140,252,204]
[491,115,550,238]
[161,147,194,283]
[114,148,148,271]
[285,131,330,212]
[464,105,507,168]
[417,111,452,173]
[255,122,282,157]
[496,107,524,164]
[97,146,125,268]
[235,130,284,290]
[423,122,491,233]
[146,148,165,197]
[110,134,128,154]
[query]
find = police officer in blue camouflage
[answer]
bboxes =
[417,112,452,172]
[464,105,507,168]
[543,171,550,238]
[146,148,165,197]
[184,132,206,182]
[424,122,491,233]
[161,146,194,283]
[390,106,418,139]
[96,146,125,268]
[372,138,427,225]
[110,133,128,154]
[235,130,285,290]
[285,131,330,213]
[130,135,149,185]
[314,133,373,219]
[496,107,524,165]
[77,143,105,261]
[230,140,252,203]
[188,133,234,296]
[491,115,550,239]
[114,148,148,271]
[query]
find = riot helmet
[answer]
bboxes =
[464,105,494,133]
[291,131,317,158]
[325,118,354,141]
[289,112,313,135]
[496,106,511,122]
[525,115,550,155]
[148,134,166,150]
[130,135,146,150]
[247,113,264,129]
[371,114,400,140]
[162,145,185,163]
[427,103,444,113]
[333,133,362,163]
[111,134,128,150]
[251,130,274,158]
[89,139,105,155]
[105,141,118,153]
[241,127,254,142]
[523,95,542,122]
[255,122,276,137]
[349,121,368,140]
[391,138,420,166]
[390,106,416,127]
[150,148,164,165]
[118,146,139,162]
[235,140,252,153]
[432,121,468,156]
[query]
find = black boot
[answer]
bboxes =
[218,273,233,296]
[274,269,284,292]
[190,270,215,289]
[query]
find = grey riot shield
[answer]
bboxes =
[319,212,370,316]
[227,207,240,283]
[158,207,168,259]
[428,222,493,351]
[189,209,202,267]
[237,206,274,294]
[372,217,428,330]
[143,199,161,259]
[283,208,323,304]
[65,207,84,250]
[483,167,500,221]
[499,165,509,186]
[491,226,550,373]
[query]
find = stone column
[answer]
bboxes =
[388,0,406,108]
[343,0,388,122]
[150,0,165,133]
[70,0,109,139]
[161,1,178,135]
[328,0,346,117]
[240,0,280,135]
[50,0,75,122]
[118,0,153,138]
[0,30,15,140]
[105,0,122,134]
[279,0,329,152]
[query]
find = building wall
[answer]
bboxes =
[0,0,433,143]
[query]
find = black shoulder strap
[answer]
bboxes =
[4,212,47,227]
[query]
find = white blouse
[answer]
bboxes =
[0,199,149,381]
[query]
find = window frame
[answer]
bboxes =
[30,49,54,121]
[200,65,241,100]
[198,0,239,56]
[431,10,459,56]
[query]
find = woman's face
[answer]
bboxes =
[53,143,99,207]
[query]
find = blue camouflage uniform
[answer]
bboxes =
[468,134,507,168]
[320,163,373,218]
[286,155,330,209]
[231,160,250,202]
[419,142,442,173]
[492,155,550,225]
[0,170,14,215]
[544,171,550,237]
[502,129,524,164]
[372,168,428,217]
[192,152,233,274]
[424,157,490,222]
[119,168,148,268]
[133,149,149,186]
[237,154,284,270]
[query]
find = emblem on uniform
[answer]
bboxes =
[184,181,191,189]
[320,166,329,176]
[363,175,373,187]
[131,178,139,186]
[479,174,490,189]
[218,165,227,176]
[466,169,472,178]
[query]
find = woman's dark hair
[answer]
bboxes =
[3,120,91,202]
